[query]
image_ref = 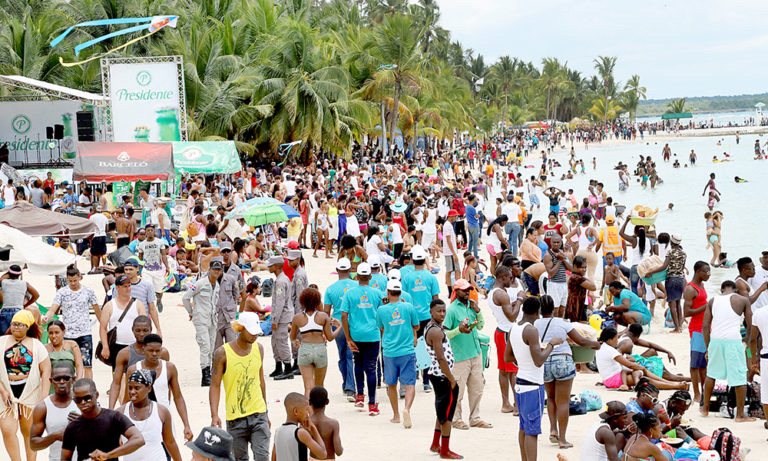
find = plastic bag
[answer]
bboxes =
[580,389,603,411]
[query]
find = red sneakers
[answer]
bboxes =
[354,394,365,408]
[368,403,380,416]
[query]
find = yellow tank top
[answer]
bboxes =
[222,343,267,420]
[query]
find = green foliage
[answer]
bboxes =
[0,0,644,157]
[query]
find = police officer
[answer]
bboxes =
[268,255,294,380]
[215,250,241,350]
[288,249,308,375]
[183,257,223,386]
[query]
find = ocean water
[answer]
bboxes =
[637,110,761,126]
[489,133,767,286]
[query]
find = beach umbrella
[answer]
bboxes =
[226,197,299,226]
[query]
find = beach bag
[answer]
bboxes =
[673,447,703,459]
[186,220,199,237]
[260,278,274,298]
[708,428,742,461]
[568,394,587,415]
[580,389,603,411]
[665,309,675,329]
[95,298,135,367]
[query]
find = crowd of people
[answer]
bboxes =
[1,129,767,461]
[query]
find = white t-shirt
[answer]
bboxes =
[753,308,768,355]
[366,235,385,257]
[442,220,457,255]
[3,185,16,205]
[595,343,622,380]
[89,213,108,237]
[283,180,297,196]
[750,265,768,310]
[501,202,521,223]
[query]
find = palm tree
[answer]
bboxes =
[588,98,622,122]
[622,74,646,120]
[488,56,519,130]
[368,13,425,154]
[593,55,618,124]
[665,97,688,114]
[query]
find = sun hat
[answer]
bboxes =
[670,233,682,244]
[186,426,235,461]
[391,202,407,213]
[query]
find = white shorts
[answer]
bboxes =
[761,358,768,404]
[143,269,166,293]
[547,281,568,307]
[422,232,436,250]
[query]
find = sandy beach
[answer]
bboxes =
[17,131,766,461]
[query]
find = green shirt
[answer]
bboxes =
[443,298,482,363]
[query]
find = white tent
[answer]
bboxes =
[0,224,78,275]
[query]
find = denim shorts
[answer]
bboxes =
[68,335,93,368]
[383,353,416,386]
[0,307,21,336]
[543,354,576,382]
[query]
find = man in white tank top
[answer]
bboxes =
[580,401,628,461]
[125,334,194,442]
[488,266,522,414]
[506,297,563,461]
[30,362,79,461]
[701,280,754,421]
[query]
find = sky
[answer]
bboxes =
[437,0,768,99]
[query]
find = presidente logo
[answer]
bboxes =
[136,70,152,86]
[182,147,203,161]
[11,115,31,134]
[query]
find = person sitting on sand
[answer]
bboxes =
[575,401,628,461]
[616,323,690,385]
[623,412,670,461]
[660,390,707,444]
[606,281,651,326]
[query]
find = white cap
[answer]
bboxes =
[336,258,351,271]
[357,262,372,276]
[234,311,263,336]
[387,268,401,280]
[367,255,381,268]
[411,245,427,261]
[387,279,402,291]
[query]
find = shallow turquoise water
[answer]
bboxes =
[490,133,768,287]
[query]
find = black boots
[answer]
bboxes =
[201,366,211,387]
[292,361,301,376]
[274,362,294,380]
[269,361,283,378]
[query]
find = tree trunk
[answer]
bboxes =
[389,76,402,155]
[380,99,388,156]
[545,85,551,122]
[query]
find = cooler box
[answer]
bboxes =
[571,345,596,363]
[478,333,490,369]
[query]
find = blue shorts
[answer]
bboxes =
[690,331,707,369]
[549,205,559,215]
[522,271,540,296]
[383,354,417,386]
[0,307,21,336]
[514,381,545,435]
[529,195,540,207]
[706,338,747,386]
[543,354,576,382]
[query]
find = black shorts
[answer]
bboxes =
[116,237,130,248]
[68,335,93,368]
[91,236,107,256]
[430,375,459,424]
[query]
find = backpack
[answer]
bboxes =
[708,427,742,461]
[568,394,587,415]
[723,383,762,419]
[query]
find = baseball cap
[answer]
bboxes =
[387,279,402,291]
[209,258,225,270]
[66,185,73,189]
[357,262,372,276]
[411,245,427,261]
[367,255,381,268]
[287,241,300,250]
[336,257,352,271]
[186,426,235,461]
[234,311,263,336]
[447,209,459,217]
[267,256,284,266]
[453,278,471,291]
[387,268,401,280]
[123,256,144,267]
[599,401,628,421]
[220,241,233,251]
[606,215,616,223]
[287,249,302,260]
[115,274,131,286]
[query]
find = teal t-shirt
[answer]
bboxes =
[324,279,357,320]
[402,268,440,321]
[370,273,388,293]
[376,301,419,358]
[340,285,383,342]
[618,289,651,320]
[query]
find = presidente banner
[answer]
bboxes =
[106,59,184,142]
[0,101,83,164]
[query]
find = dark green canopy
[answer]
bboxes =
[661,112,693,120]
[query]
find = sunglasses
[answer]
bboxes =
[643,393,659,405]
[51,376,72,382]
[74,394,94,404]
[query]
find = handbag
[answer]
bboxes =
[96,298,135,366]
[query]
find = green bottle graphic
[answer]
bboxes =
[134,125,150,142]
[61,113,76,159]
[156,107,181,141]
